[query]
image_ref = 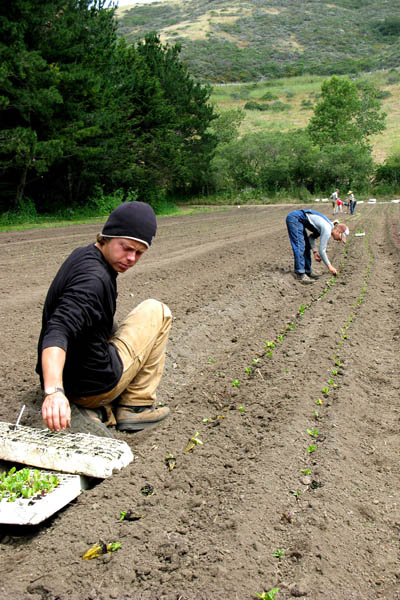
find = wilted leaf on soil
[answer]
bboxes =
[82,541,121,560]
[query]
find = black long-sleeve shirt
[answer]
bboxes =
[36,243,123,397]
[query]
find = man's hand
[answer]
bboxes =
[328,264,338,276]
[42,391,71,432]
[313,252,322,262]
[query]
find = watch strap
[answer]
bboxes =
[44,386,65,397]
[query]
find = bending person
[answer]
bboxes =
[37,201,172,438]
[286,209,349,284]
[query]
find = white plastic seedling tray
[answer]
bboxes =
[0,468,86,525]
[0,422,134,479]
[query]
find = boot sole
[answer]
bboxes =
[116,414,170,432]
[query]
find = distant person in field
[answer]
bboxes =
[36,201,172,438]
[347,190,357,215]
[286,209,349,284]
[330,189,340,215]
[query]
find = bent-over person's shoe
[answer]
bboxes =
[294,273,315,284]
[70,404,115,438]
[306,271,320,279]
[116,405,170,432]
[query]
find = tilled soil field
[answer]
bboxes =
[0,202,399,600]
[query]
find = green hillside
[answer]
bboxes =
[116,0,400,83]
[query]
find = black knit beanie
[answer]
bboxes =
[101,201,157,248]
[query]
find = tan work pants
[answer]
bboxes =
[73,299,172,422]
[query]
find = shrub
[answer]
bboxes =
[375,152,400,186]
[260,91,278,101]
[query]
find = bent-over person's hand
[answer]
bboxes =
[328,264,338,276]
[42,391,71,432]
[314,252,322,262]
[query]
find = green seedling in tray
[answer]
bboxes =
[0,467,60,503]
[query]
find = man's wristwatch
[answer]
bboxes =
[44,386,65,397]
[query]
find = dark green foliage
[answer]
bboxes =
[0,6,216,212]
[371,16,400,39]
[244,100,289,112]
[312,142,375,191]
[261,92,278,101]
[375,152,400,187]
[135,34,217,196]
[211,130,320,193]
[387,69,400,84]
[0,0,119,211]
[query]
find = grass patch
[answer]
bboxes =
[0,203,227,233]
[211,71,399,163]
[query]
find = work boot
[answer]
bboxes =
[116,405,170,432]
[306,271,320,279]
[70,404,115,438]
[294,273,315,284]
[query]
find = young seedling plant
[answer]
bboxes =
[307,428,319,438]
[184,432,203,453]
[0,467,60,502]
[255,588,279,600]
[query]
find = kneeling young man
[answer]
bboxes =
[37,201,172,437]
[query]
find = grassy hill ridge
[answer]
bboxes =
[116,0,400,82]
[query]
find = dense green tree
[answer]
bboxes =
[108,39,175,199]
[374,150,400,190]
[136,34,217,195]
[312,142,375,191]
[1,9,217,211]
[307,76,386,149]
[0,1,64,209]
[211,130,319,193]
[0,0,118,211]
[209,108,245,146]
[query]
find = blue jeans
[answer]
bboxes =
[350,200,356,215]
[286,210,312,274]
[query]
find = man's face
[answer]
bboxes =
[98,238,148,273]
[331,228,346,244]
